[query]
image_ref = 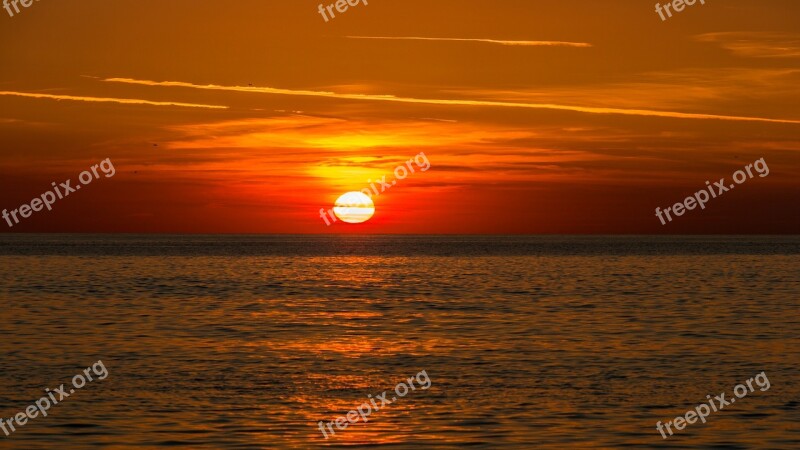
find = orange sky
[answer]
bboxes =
[1,0,798,233]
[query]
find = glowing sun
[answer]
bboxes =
[333,191,375,224]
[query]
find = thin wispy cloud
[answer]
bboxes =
[345,36,592,47]
[104,78,800,124]
[0,91,228,109]
[166,116,532,151]
[696,32,800,58]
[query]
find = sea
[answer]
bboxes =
[1,235,798,449]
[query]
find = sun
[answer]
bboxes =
[333,191,375,224]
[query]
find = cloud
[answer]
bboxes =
[696,32,800,58]
[166,116,533,150]
[0,91,228,109]
[104,77,800,124]
[443,68,800,113]
[344,36,592,48]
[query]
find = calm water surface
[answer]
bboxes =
[1,235,799,449]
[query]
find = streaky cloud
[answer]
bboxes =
[696,32,800,58]
[345,36,592,47]
[103,78,800,124]
[0,91,228,109]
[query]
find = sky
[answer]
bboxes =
[0,0,798,233]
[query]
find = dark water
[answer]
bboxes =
[1,235,798,449]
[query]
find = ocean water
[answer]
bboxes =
[0,235,798,449]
